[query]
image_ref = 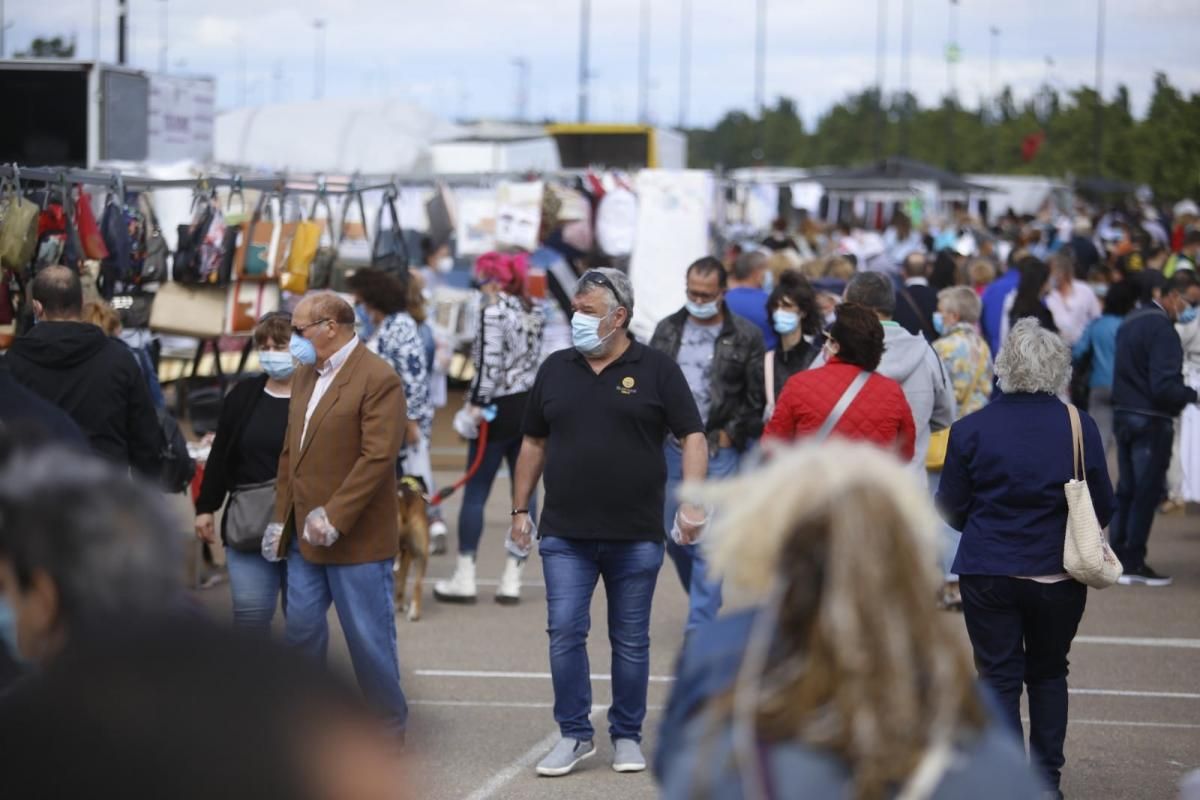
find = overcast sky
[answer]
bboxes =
[9,0,1200,127]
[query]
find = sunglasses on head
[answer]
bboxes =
[579,270,620,302]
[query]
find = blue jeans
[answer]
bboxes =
[960,575,1086,790]
[1110,411,1174,571]
[540,536,664,743]
[225,547,287,632]
[663,444,738,632]
[284,541,408,732]
[457,434,537,554]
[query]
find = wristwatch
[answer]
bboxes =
[511,508,529,516]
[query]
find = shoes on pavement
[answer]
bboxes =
[1117,564,1172,587]
[536,738,595,777]
[433,554,477,603]
[495,555,524,605]
[612,738,646,773]
[430,520,448,555]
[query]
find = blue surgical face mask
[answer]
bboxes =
[686,299,720,320]
[259,350,297,380]
[1090,282,1109,299]
[932,311,946,336]
[0,596,23,664]
[572,310,616,355]
[289,333,318,366]
[1181,305,1199,325]
[772,309,800,335]
[761,270,775,293]
[355,303,376,340]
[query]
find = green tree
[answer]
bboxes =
[15,36,77,58]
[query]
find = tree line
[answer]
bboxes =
[686,72,1200,203]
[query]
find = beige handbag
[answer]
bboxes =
[1063,404,1123,588]
[149,281,228,338]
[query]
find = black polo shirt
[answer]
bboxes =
[523,340,703,542]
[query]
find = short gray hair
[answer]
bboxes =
[0,447,181,632]
[994,318,1071,394]
[574,267,634,326]
[733,250,768,281]
[937,286,982,324]
[845,271,896,317]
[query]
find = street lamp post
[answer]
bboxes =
[313,19,326,101]
[678,0,691,129]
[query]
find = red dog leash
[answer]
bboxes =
[430,420,489,506]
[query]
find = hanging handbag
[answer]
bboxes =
[173,199,215,284]
[1063,403,1123,588]
[74,187,110,261]
[236,193,283,280]
[224,280,281,335]
[137,194,169,285]
[306,194,339,291]
[99,194,134,297]
[199,201,227,284]
[0,178,40,271]
[281,218,323,294]
[371,189,410,275]
[224,479,277,553]
[149,281,227,338]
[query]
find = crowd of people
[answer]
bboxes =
[1,195,1199,797]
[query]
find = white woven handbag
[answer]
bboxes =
[1063,404,1123,588]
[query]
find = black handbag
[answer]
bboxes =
[137,194,169,284]
[173,203,214,284]
[111,291,154,329]
[223,480,277,552]
[371,190,410,276]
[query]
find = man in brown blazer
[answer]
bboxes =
[263,292,408,735]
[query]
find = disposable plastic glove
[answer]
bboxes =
[302,506,340,547]
[261,523,285,562]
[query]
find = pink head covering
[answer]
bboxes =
[474,251,530,294]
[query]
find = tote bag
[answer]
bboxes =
[1063,404,1122,588]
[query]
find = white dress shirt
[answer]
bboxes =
[302,335,359,446]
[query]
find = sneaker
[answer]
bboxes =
[612,738,646,773]
[429,520,448,556]
[1117,564,1173,587]
[535,738,595,777]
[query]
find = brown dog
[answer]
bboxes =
[395,476,431,621]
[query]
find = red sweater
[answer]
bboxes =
[763,359,916,461]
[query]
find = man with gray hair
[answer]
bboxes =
[510,268,709,777]
[0,442,181,674]
[817,271,955,480]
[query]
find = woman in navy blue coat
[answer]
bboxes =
[937,318,1115,798]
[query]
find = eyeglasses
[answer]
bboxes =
[292,318,332,337]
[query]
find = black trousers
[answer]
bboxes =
[960,575,1087,791]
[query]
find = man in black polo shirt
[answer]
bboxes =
[510,268,708,778]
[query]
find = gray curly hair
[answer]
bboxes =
[995,318,1071,394]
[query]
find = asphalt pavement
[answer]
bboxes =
[187,469,1200,800]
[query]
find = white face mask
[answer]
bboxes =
[435,255,455,274]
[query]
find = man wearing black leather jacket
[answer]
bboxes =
[650,257,765,632]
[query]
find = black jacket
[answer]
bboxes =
[650,306,766,452]
[1112,303,1198,418]
[894,281,939,342]
[194,374,276,515]
[7,322,161,478]
[0,355,89,449]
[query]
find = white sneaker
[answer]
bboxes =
[496,555,524,605]
[433,554,477,603]
[429,520,448,555]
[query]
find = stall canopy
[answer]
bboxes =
[813,157,993,200]
[215,98,463,174]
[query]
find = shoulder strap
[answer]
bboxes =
[1066,403,1084,481]
[764,351,776,408]
[816,370,871,441]
[899,286,937,339]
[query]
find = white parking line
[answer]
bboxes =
[414,668,674,683]
[1075,635,1200,649]
[413,669,1200,700]
[460,705,608,800]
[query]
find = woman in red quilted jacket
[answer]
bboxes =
[763,302,916,460]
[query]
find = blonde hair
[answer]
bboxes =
[683,442,986,800]
[824,256,857,281]
[968,259,996,287]
[81,300,121,337]
[766,249,802,280]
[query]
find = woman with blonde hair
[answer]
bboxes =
[656,441,1043,799]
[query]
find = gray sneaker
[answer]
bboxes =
[612,738,646,773]
[536,738,596,777]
